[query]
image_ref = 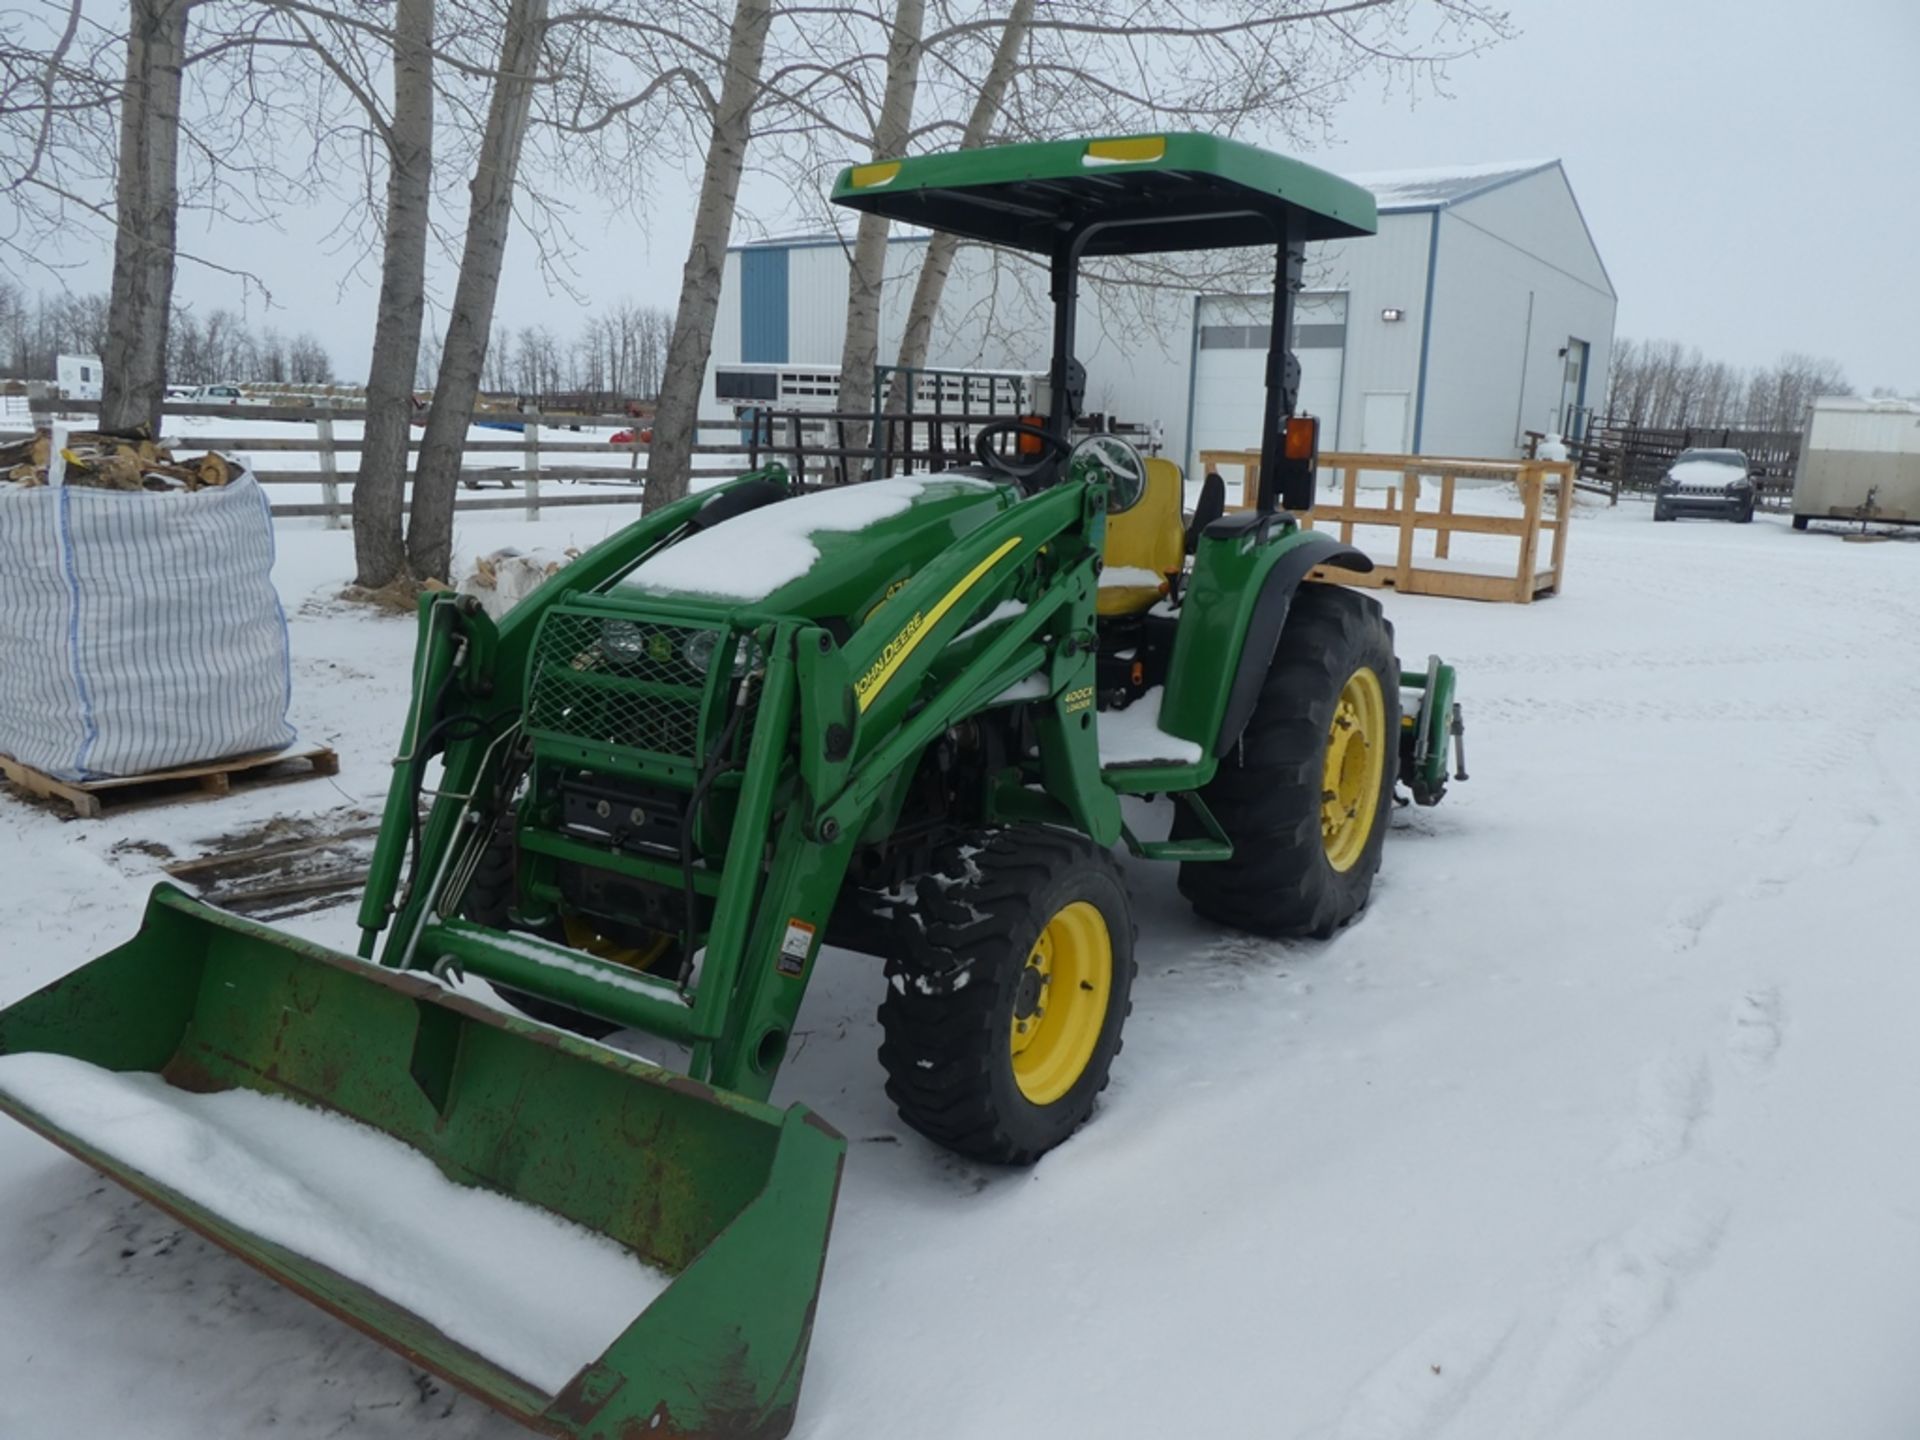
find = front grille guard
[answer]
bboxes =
[524,605,763,772]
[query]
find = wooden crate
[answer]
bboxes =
[1199,449,1575,604]
[0,743,339,819]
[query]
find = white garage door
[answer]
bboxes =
[1190,292,1345,477]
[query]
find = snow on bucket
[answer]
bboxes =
[0,885,844,1439]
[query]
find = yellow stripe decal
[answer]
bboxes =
[854,536,1023,712]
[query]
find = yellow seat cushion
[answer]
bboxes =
[1098,456,1185,616]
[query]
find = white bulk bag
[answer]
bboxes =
[0,474,296,781]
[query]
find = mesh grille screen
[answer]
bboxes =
[527,611,716,760]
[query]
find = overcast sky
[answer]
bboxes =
[148,0,1918,394]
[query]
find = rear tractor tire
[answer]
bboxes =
[1177,583,1399,939]
[462,820,681,1039]
[877,827,1136,1165]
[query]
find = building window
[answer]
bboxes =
[1199,324,1274,350]
[1202,322,1343,350]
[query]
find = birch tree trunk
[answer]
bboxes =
[834,0,924,474]
[351,0,434,587]
[99,0,190,436]
[641,0,774,515]
[888,0,1031,405]
[407,0,547,582]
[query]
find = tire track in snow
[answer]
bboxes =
[1607,1054,1713,1170]
[1726,988,1785,1075]
[1472,696,1826,726]
[1323,1308,1519,1440]
[1496,1196,1730,1438]
[1660,896,1721,954]
[1447,640,1879,679]
[1318,1198,1730,1440]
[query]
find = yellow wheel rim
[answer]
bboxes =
[561,914,675,974]
[1321,666,1386,873]
[1009,901,1112,1106]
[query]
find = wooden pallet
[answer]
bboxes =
[0,743,339,819]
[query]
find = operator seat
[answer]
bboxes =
[1097,456,1187,617]
[1185,471,1226,553]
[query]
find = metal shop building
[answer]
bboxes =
[708,159,1617,471]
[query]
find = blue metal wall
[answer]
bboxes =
[739,247,790,364]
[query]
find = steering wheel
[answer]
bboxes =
[973,419,1073,484]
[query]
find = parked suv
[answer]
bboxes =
[1654,448,1756,523]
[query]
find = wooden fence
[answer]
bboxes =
[6,394,1156,526]
[4,394,900,525]
[1201,449,1575,603]
[1575,418,1800,506]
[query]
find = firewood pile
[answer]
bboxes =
[2,429,237,492]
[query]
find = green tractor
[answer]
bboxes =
[0,134,1464,1438]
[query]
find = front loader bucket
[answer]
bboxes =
[0,885,845,1439]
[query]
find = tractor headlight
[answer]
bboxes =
[682,629,764,677]
[602,619,647,660]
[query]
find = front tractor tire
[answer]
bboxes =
[878,828,1137,1165]
[1178,583,1399,939]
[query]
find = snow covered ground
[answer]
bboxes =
[2,494,1918,1439]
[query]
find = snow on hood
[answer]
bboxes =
[1666,459,1747,486]
[620,476,992,603]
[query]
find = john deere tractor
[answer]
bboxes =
[0,134,1464,1438]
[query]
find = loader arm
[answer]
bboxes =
[801,478,1119,847]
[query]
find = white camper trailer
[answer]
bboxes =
[1791,397,1920,531]
[56,354,103,401]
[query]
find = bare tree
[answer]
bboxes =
[409,0,550,581]
[0,0,121,279]
[286,332,332,382]
[0,283,116,377]
[888,0,1032,404]
[643,0,775,513]
[835,0,925,465]
[98,0,190,434]
[482,322,512,391]
[1746,352,1851,431]
[351,0,435,587]
[857,0,1513,394]
[416,322,444,389]
[1606,336,1853,432]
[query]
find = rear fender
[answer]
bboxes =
[1159,520,1371,756]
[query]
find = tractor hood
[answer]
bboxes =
[615,475,1019,625]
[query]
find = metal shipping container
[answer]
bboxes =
[1792,397,1920,530]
